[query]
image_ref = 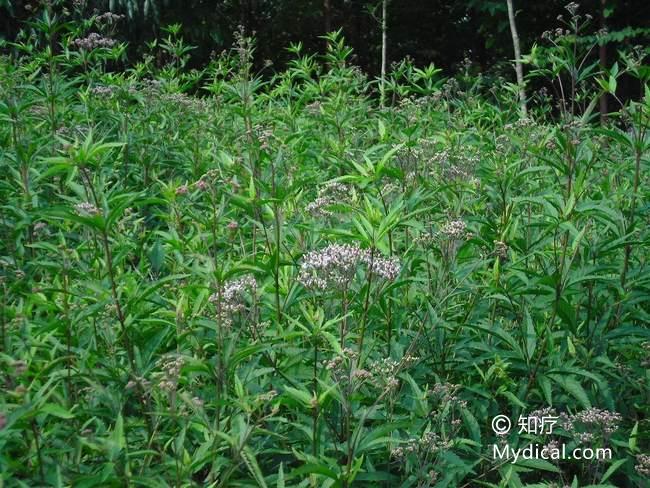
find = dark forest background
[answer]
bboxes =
[1,1,649,86]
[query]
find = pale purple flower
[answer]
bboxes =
[365,254,401,281]
[298,243,400,290]
[73,32,116,50]
[439,220,467,239]
[298,243,366,290]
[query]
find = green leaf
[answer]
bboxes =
[554,376,591,409]
[40,403,74,419]
[241,447,268,488]
[600,459,627,483]
[628,422,638,451]
[276,463,285,488]
[108,413,125,461]
[283,386,313,408]
[514,458,561,473]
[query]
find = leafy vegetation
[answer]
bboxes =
[0,3,648,487]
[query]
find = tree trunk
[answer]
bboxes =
[506,0,527,116]
[324,0,332,34]
[599,0,608,123]
[380,0,388,108]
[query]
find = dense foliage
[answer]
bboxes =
[0,3,649,487]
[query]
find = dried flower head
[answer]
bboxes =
[494,240,509,259]
[565,2,579,16]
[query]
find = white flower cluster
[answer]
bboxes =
[429,382,466,408]
[571,408,621,436]
[416,219,472,247]
[298,243,401,290]
[439,219,468,239]
[558,408,622,444]
[298,243,363,289]
[390,431,452,460]
[306,182,350,217]
[156,356,184,393]
[95,12,125,24]
[75,202,101,216]
[90,85,115,97]
[209,275,257,326]
[367,253,401,281]
[367,355,417,391]
[636,454,650,477]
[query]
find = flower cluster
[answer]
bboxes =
[324,347,358,372]
[430,382,464,405]
[635,453,650,477]
[366,253,402,281]
[368,355,417,391]
[253,124,274,151]
[305,101,322,115]
[306,182,351,217]
[493,240,508,259]
[540,439,561,458]
[32,222,48,236]
[559,408,622,444]
[571,408,621,437]
[298,243,366,290]
[193,169,219,192]
[157,356,184,393]
[428,145,480,184]
[390,431,452,460]
[161,92,210,112]
[565,2,579,16]
[439,219,469,239]
[126,376,152,392]
[380,181,400,197]
[95,12,125,24]
[75,202,101,216]
[528,406,557,424]
[209,275,257,326]
[298,243,401,290]
[428,383,467,426]
[72,33,116,50]
[90,85,115,97]
[257,390,278,403]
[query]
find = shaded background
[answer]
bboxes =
[1,1,649,81]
